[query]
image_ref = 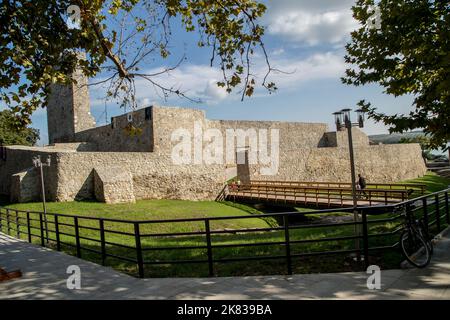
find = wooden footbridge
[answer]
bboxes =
[224,180,426,208]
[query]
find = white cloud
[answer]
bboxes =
[131,65,227,104]
[89,64,231,106]
[88,51,346,106]
[146,52,346,97]
[264,52,346,91]
[265,0,358,45]
[271,48,285,56]
[204,79,228,103]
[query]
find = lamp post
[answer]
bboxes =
[33,155,51,243]
[333,108,365,260]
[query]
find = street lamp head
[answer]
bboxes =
[32,156,41,168]
[356,109,365,128]
[340,108,352,128]
[332,111,343,131]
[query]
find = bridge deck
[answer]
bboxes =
[228,192,393,208]
[225,181,426,208]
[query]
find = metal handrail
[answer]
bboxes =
[0,188,448,278]
[227,184,413,206]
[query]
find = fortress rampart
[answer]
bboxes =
[0,105,427,203]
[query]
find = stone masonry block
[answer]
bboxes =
[93,166,136,204]
[10,167,40,203]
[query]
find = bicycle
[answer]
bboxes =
[398,204,433,268]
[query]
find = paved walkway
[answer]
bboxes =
[1,231,449,300]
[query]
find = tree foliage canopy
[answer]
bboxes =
[0,0,275,128]
[344,0,450,149]
[0,109,39,145]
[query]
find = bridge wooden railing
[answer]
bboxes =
[226,183,413,207]
[246,180,427,197]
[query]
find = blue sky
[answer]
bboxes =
[28,0,416,145]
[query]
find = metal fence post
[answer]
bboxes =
[134,222,144,278]
[445,192,449,224]
[100,219,106,266]
[55,215,61,251]
[422,198,429,236]
[74,217,81,258]
[205,219,214,277]
[361,210,370,269]
[15,211,20,238]
[26,211,31,243]
[39,212,45,246]
[283,215,293,275]
[6,209,10,235]
[435,194,441,232]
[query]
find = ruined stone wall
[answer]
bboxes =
[246,143,427,183]
[64,105,203,153]
[0,147,59,201]
[93,167,136,204]
[71,105,330,155]
[10,168,40,203]
[322,128,370,148]
[152,105,207,155]
[0,106,428,204]
[0,142,427,204]
[334,127,370,148]
[0,146,226,202]
[47,142,97,151]
[47,65,95,144]
[150,106,330,167]
[54,152,226,202]
[73,107,154,152]
[208,120,329,150]
[47,82,75,143]
[67,105,367,155]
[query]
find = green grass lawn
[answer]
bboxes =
[1,172,449,278]
[401,172,450,193]
[7,200,275,232]
[0,199,404,277]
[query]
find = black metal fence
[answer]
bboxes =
[0,188,449,278]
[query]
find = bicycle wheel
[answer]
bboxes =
[400,230,431,268]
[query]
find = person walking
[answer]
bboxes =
[358,174,367,198]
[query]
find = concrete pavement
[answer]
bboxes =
[0,231,449,300]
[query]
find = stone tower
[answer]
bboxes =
[47,56,96,144]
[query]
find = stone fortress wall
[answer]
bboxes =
[47,66,96,143]
[0,144,226,203]
[73,107,154,152]
[0,65,428,204]
[0,105,427,204]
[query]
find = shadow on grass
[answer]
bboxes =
[404,172,450,193]
[218,201,280,227]
[0,195,11,207]
[0,209,407,278]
